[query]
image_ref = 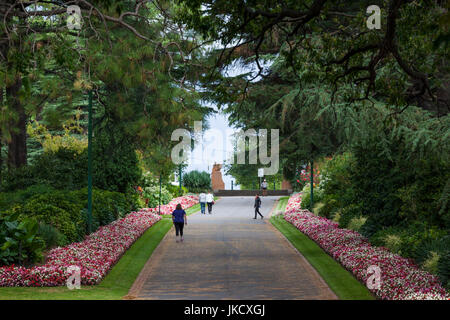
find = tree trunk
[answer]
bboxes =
[6,77,27,169]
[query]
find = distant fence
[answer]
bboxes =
[213,190,290,197]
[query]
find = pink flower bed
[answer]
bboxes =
[0,195,198,287]
[141,195,199,215]
[284,193,450,300]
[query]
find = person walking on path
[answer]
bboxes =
[261,178,268,196]
[172,203,187,242]
[199,191,207,214]
[254,194,264,219]
[206,191,214,214]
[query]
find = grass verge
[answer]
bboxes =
[272,196,289,215]
[270,200,374,300]
[0,204,200,300]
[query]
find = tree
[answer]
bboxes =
[1,1,212,183]
[177,0,449,115]
[182,170,211,192]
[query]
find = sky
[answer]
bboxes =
[184,105,240,190]
[182,54,274,190]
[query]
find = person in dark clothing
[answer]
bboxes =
[254,194,264,219]
[172,203,187,242]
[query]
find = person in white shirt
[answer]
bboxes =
[261,179,268,196]
[206,191,214,214]
[199,192,207,214]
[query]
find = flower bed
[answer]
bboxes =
[283,193,449,300]
[0,195,198,287]
[141,195,199,215]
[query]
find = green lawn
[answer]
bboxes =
[0,203,201,300]
[270,212,375,300]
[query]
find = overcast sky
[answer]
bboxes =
[183,56,273,190]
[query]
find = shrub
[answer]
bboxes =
[414,236,449,266]
[0,212,45,266]
[312,202,325,216]
[166,184,187,197]
[300,183,323,210]
[72,188,129,227]
[142,185,173,208]
[399,226,447,259]
[182,170,211,193]
[347,216,367,232]
[332,209,341,223]
[37,223,66,249]
[0,184,57,211]
[16,203,79,245]
[125,189,145,211]
[318,196,338,219]
[337,203,363,229]
[438,252,450,289]
[2,137,142,194]
[422,252,440,274]
[383,234,403,253]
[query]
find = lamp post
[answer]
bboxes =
[87,90,93,234]
[159,175,162,215]
[231,180,233,190]
[310,160,314,210]
[179,164,182,195]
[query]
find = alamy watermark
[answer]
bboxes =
[366,5,381,30]
[366,265,382,290]
[171,121,279,175]
[66,265,81,290]
[67,5,82,30]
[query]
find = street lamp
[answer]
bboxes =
[159,175,162,215]
[310,160,314,210]
[179,164,182,195]
[87,90,93,233]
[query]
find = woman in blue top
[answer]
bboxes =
[172,203,187,242]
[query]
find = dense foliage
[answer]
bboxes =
[182,170,211,193]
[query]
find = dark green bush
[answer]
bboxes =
[0,184,57,216]
[15,202,79,244]
[2,141,141,195]
[1,187,129,246]
[166,183,187,197]
[318,196,339,218]
[300,184,323,210]
[414,236,450,266]
[182,170,211,193]
[90,127,141,193]
[37,223,66,249]
[338,203,364,229]
[0,212,45,266]
[368,222,447,259]
[72,188,128,227]
[125,188,145,211]
[438,251,450,289]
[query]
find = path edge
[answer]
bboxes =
[267,200,339,300]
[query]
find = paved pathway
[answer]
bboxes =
[127,196,337,300]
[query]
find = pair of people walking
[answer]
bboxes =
[199,191,214,214]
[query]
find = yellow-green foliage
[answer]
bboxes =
[333,210,341,223]
[384,234,402,253]
[422,251,440,274]
[27,117,87,154]
[313,202,325,216]
[347,216,367,231]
